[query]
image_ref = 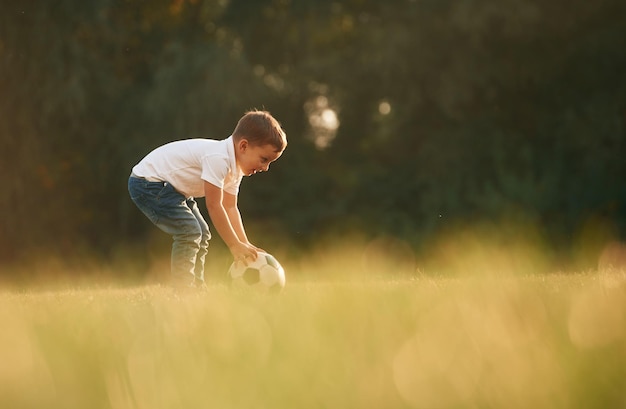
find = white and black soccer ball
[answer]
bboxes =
[228,252,286,292]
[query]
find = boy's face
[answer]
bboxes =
[236,139,283,176]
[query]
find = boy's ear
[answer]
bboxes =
[237,139,249,151]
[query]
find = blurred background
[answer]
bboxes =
[1,0,624,280]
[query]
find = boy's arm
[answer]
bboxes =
[204,181,257,261]
[222,191,249,245]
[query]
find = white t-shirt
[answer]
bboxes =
[132,136,243,198]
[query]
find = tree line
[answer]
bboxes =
[1,0,624,273]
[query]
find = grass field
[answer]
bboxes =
[1,266,626,409]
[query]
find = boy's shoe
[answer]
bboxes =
[191,281,209,292]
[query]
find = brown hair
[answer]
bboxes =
[232,110,287,152]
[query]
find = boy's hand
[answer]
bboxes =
[252,245,266,254]
[230,242,258,266]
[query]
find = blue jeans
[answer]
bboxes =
[128,176,211,286]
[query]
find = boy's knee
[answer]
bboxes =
[175,220,203,242]
[174,232,203,251]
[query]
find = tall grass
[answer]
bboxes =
[2,227,626,409]
[1,269,625,409]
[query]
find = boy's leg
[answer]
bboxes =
[187,198,211,284]
[128,177,203,286]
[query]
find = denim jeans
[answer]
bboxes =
[128,176,211,286]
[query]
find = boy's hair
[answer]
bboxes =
[232,110,287,152]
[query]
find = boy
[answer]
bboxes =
[128,110,287,288]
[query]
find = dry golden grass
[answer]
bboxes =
[2,225,626,408]
[1,267,625,409]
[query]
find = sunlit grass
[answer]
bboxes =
[1,267,626,409]
[2,222,626,408]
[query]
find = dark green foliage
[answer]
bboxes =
[0,0,624,271]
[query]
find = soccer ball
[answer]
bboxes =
[228,252,286,292]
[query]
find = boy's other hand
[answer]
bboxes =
[252,245,266,254]
[230,242,258,266]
